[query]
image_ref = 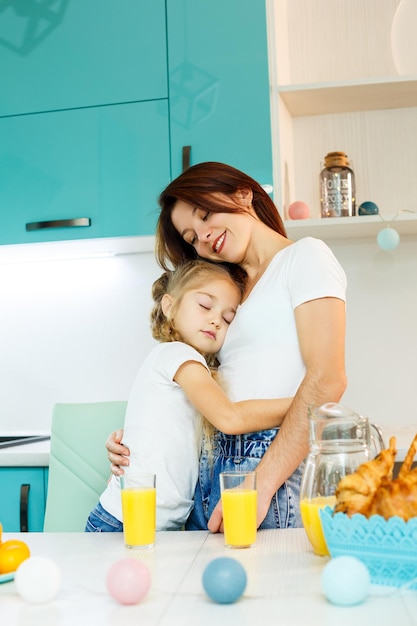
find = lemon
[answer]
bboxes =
[0,539,31,574]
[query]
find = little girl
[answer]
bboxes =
[86,260,291,532]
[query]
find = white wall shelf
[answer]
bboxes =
[285,212,417,241]
[268,0,417,235]
[277,76,417,117]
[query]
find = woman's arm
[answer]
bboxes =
[174,362,292,434]
[208,296,347,531]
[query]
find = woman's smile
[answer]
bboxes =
[213,231,226,253]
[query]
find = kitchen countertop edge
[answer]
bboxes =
[0,439,50,467]
[0,426,413,468]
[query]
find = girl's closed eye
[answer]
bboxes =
[223,311,236,325]
[197,294,213,310]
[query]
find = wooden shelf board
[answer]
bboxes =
[285,213,417,240]
[277,77,417,116]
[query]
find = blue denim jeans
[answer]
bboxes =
[85,501,123,533]
[186,429,304,531]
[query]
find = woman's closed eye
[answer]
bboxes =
[187,211,210,246]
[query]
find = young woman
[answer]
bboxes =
[106,162,347,531]
[86,260,291,532]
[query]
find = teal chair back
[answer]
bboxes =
[43,401,127,532]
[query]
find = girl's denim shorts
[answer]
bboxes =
[85,501,123,533]
[186,429,304,531]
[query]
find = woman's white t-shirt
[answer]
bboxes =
[218,237,347,401]
[100,342,209,530]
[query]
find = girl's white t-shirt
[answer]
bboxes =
[100,341,209,530]
[217,237,347,401]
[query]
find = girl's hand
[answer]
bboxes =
[106,429,130,476]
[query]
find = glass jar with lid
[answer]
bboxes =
[320,151,355,217]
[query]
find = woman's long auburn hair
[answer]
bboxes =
[156,162,287,272]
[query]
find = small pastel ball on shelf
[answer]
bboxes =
[202,557,247,604]
[358,200,379,215]
[377,227,400,250]
[15,556,62,604]
[106,558,151,605]
[321,556,370,606]
[288,201,310,220]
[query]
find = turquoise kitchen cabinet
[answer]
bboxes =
[0,100,170,244]
[0,467,48,532]
[166,0,273,187]
[0,0,167,116]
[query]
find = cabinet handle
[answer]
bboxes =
[20,484,30,532]
[25,217,91,232]
[182,146,191,172]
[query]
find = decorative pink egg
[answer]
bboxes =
[106,558,151,605]
[288,201,310,220]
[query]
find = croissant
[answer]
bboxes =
[334,436,397,516]
[367,433,417,521]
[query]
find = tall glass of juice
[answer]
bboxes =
[120,473,156,549]
[220,471,257,548]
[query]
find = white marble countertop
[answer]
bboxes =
[1,529,416,626]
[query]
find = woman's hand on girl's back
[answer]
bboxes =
[106,429,130,476]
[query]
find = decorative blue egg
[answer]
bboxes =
[377,227,400,250]
[321,556,370,606]
[358,201,379,215]
[202,557,247,604]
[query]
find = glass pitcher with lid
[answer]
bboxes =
[300,402,384,556]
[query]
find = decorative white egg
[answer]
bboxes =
[15,556,61,604]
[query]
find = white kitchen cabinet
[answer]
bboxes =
[267,0,417,241]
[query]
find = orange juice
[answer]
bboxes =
[299,495,336,556]
[222,489,257,547]
[121,487,156,548]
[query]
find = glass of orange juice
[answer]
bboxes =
[120,473,156,549]
[299,495,336,556]
[220,471,257,548]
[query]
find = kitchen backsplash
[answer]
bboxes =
[0,238,415,434]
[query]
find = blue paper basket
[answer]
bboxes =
[320,506,417,588]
